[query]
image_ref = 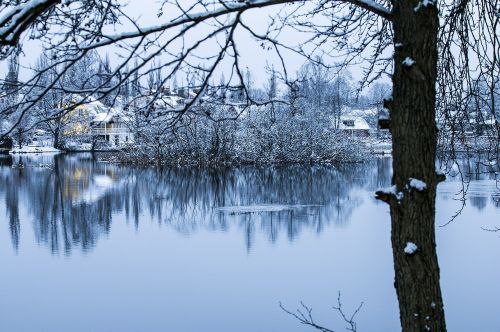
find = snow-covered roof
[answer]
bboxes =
[91,108,130,124]
[84,100,108,117]
[131,94,186,111]
[343,107,378,118]
[338,116,370,130]
[63,94,109,117]
[156,95,184,109]
[92,112,114,123]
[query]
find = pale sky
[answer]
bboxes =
[5,0,388,91]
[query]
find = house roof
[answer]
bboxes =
[343,107,379,119]
[92,112,114,123]
[155,95,184,109]
[91,108,131,124]
[338,116,371,130]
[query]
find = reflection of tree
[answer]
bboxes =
[0,154,403,254]
[0,154,123,254]
[4,163,20,252]
[470,196,488,211]
[438,152,499,181]
[138,164,378,252]
[438,152,500,211]
[376,157,393,190]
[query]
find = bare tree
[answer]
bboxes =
[280,292,363,332]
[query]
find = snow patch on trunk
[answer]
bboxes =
[404,242,418,255]
[408,178,427,191]
[402,57,415,66]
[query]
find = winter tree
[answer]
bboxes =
[0,1,499,331]
[1,53,30,148]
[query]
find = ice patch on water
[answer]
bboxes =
[217,204,321,214]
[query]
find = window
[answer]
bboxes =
[343,120,355,127]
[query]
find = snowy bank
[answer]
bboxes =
[10,146,61,154]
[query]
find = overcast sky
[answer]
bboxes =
[5,0,388,91]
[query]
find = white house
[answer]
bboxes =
[337,116,371,138]
[90,110,134,148]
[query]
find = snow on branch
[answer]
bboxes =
[90,0,391,50]
[0,0,59,46]
[347,0,392,19]
[375,185,404,203]
[376,178,429,204]
[0,0,393,137]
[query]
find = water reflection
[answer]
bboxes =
[438,153,500,211]
[1,153,498,255]
[0,154,392,254]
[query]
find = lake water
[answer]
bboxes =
[0,153,499,332]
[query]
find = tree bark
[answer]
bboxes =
[53,129,60,150]
[390,1,446,331]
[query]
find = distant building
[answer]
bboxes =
[338,116,371,138]
[91,110,133,147]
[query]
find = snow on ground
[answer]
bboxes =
[217,204,321,214]
[404,242,418,255]
[369,139,392,154]
[10,146,61,154]
[65,142,92,151]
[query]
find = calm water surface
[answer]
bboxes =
[0,153,499,332]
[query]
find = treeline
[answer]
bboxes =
[124,63,391,165]
[123,104,370,165]
[0,51,119,149]
[0,52,393,164]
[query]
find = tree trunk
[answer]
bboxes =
[16,129,23,149]
[53,129,60,149]
[390,2,446,331]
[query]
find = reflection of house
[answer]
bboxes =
[90,111,133,147]
[338,116,370,138]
